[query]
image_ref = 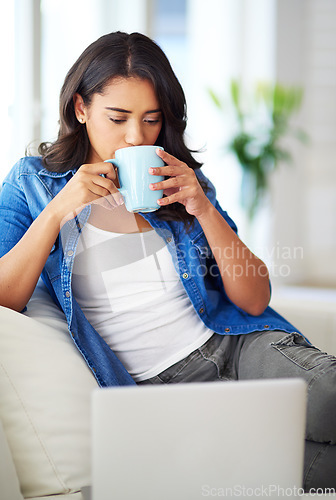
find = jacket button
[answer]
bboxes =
[182,273,189,279]
[67,250,74,257]
[199,307,204,314]
[166,237,172,243]
[224,328,230,333]
[65,291,71,298]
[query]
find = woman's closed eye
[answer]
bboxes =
[144,118,161,125]
[109,117,127,124]
[144,113,162,125]
[108,110,162,126]
[109,117,161,125]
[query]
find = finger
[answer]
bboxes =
[149,164,187,177]
[80,161,118,181]
[111,191,125,206]
[157,185,201,206]
[149,175,186,191]
[102,161,118,181]
[93,193,123,210]
[88,180,114,200]
[93,197,117,210]
[159,186,195,205]
[89,174,125,206]
[156,148,183,167]
[157,191,183,206]
[91,175,118,196]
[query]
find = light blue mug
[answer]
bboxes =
[105,145,164,213]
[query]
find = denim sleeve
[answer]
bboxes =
[0,166,33,258]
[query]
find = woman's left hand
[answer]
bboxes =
[149,148,212,219]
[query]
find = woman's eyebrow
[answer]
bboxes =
[145,109,162,114]
[105,107,131,113]
[104,107,162,114]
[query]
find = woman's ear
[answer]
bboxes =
[73,93,87,124]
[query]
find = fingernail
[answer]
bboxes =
[114,192,124,206]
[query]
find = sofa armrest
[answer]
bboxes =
[0,418,24,500]
[0,281,97,499]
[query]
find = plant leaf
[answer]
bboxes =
[207,88,222,109]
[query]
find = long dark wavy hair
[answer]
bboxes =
[38,31,207,223]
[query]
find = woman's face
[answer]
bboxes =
[74,77,163,163]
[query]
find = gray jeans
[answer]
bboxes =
[137,330,336,492]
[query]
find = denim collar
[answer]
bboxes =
[38,167,77,178]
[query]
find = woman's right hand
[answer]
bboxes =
[0,161,124,311]
[47,161,123,226]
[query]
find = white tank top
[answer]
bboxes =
[71,223,213,381]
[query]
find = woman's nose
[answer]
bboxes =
[125,121,144,146]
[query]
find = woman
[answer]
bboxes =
[0,31,335,490]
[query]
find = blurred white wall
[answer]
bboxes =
[185,0,276,258]
[40,0,150,144]
[2,0,336,289]
[1,2,16,172]
[272,0,336,287]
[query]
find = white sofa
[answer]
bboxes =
[270,285,336,355]
[1,281,335,499]
[0,281,97,500]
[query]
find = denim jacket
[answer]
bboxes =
[0,157,299,387]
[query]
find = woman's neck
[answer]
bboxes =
[88,203,153,234]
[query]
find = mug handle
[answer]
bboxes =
[104,159,127,199]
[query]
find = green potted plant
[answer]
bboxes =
[209,80,307,221]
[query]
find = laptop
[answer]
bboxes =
[90,378,306,500]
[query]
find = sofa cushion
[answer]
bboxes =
[0,281,97,498]
[0,418,24,500]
